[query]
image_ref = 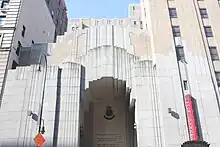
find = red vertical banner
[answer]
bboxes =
[184,94,198,140]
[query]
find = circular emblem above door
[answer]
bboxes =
[104,106,115,120]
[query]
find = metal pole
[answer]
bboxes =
[37,54,47,133]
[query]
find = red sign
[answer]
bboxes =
[34,133,45,147]
[185,94,198,140]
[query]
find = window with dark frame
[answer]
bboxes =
[12,60,18,69]
[82,23,85,29]
[209,46,219,60]
[1,1,9,8]
[183,80,188,90]
[215,72,220,86]
[172,26,181,37]
[200,8,208,18]
[46,0,50,5]
[0,15,6,25]
[51,11,54,19]
[21,25,26,37]
[140,21,143,29]
[119,20,123,25]
[133,6,135,10]
[95,20,99,25]
[204,26,213,37]
[169,8,177,18]
[176,46,185,60]
[16,41,21,56]
[107,20,111,24]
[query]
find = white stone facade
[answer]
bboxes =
[0,0,56,106]
[141,0,220,146]
[0,1,220,147]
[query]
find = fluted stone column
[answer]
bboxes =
[181,141,210,147]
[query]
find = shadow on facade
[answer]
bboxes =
[52,68,62,147]
[80,77,137,147]
[191,97,203,141]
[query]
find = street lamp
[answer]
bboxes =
[27,110,45,134]
[129,32,136,55]
[37,53,47,134]
[71,32,86,61]
[75,32,86,59]
[71,24,87,60]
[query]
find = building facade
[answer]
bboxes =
[0,0,56,107]
[0,1,220,147]
[141,0,220,145]
[45,0,68,42]
[0,16,150,146]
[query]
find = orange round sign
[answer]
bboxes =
[34,133,45,147]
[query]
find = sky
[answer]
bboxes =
[65,0,139,19]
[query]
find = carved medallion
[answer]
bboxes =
[104,106,115,120]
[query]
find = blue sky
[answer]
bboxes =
[66,0,139,19]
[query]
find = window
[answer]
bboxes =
[107,20,111,24]
[51,11,54,18]
[12,60,18,69]
[1,1,9,8]
[169,8,177,18]
[215,72,220,86]
[46,0,50,5]
[0,16,6,25]
[204,26,213,37]
[140,21,143,29]
[133,6,135,10]
[183,80,188,90]
[200,8,208,18]
[119,20,123,25]
[82,23,85,29]
[134,21,136,25]
[16,41,21,56]
[209,46,219,60]
[176,46,185,60]
[21,25,26,37]
[95,20,99,25]
[172,26,181,37]
[0,34,2,42]
[32,40,34,44]
[53,32,57,42]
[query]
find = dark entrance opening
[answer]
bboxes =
[12,60,18,69]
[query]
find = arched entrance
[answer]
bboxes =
[81,77,136,147]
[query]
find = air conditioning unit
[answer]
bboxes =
[174,36,183,47]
